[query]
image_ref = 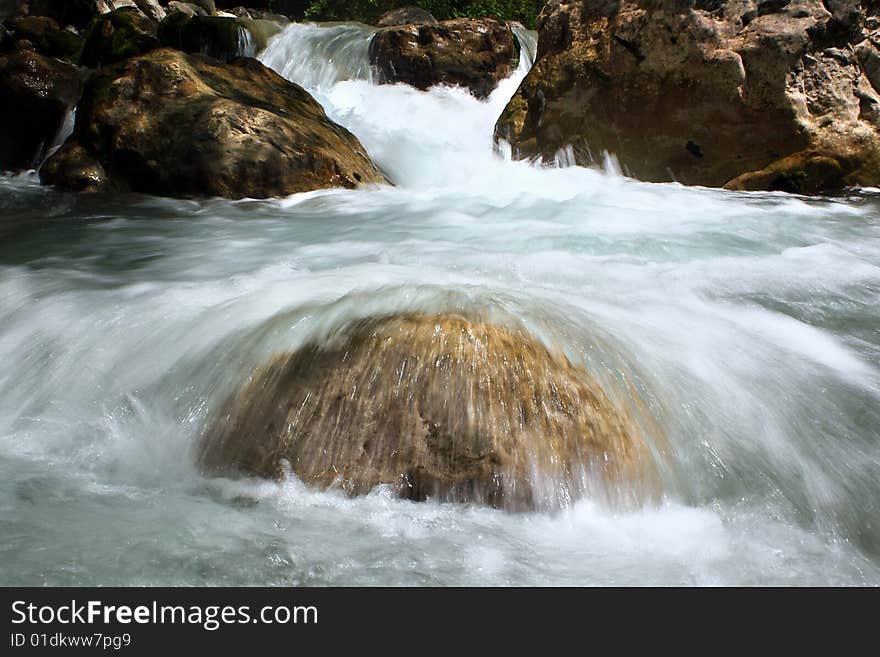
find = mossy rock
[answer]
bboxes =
[80,7,159,68]
[39,142,106,192]
[10,16,83,62]
[158,13,255,63]
[41,48,388,198]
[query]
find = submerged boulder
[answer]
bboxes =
[369,18,520,99]
[41,48,387,197]
[200,313,659,511]
[0,47,80,171]
[495,0,880,193]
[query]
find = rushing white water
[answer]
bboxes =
[1,23,879,585]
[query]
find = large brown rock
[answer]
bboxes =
[41,48,388,197]
[375,6,437,27]
[199,313,659,511]
[495,0,880,193]
[369,18,521,99]
[0,47,81,171]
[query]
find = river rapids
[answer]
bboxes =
[0,23,878,585]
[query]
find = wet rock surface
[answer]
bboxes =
[200,313,659,511]
[495,0,880,193]
[41,48,388,197]
[369,18,520,99]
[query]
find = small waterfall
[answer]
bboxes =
[553,145,577,168]
[3,17,879,586]
[235,23,256,59]
[511,22,538,68]
[43,107,76,163]
[199,22,256,61]
[259,22,539,189]
[26,106,76,172]
[260,21,538,97]
[260,22,377,93]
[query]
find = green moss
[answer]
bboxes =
[44,28,82,61]
[12,17,83,62]
[80,8,159,67]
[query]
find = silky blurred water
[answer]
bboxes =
[0,24,878,585]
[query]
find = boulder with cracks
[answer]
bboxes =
[495,0,880,193]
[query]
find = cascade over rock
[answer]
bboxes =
[200,313,659,511]
[157,11,255,61]
[369,18,521,99]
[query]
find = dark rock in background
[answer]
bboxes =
[0,48,80,171]
[370,18,520,99]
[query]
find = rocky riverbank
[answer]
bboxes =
[495,0,880,194]
[0,2,545,197]
[0,1,383,197]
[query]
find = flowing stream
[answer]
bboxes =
[1,23,879,585]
